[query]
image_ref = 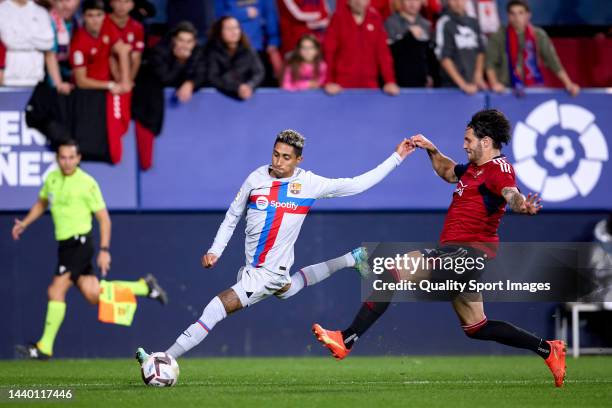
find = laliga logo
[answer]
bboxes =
[512,100,609,202]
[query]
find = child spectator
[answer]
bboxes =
[215,0,281,86]
[435,0,486,94]
[105,0,145,81]
[0,0,54,86]
[276,0,330,57]
[485,0,580,96]
[45,0,80,94]
[324,0,398,96]
[70,0,131,92]
[281,34,326,91]
[205,16,264,100]
[385,0,434,87]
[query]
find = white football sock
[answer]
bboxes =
[166,296,227,358]
[277,252,355,299]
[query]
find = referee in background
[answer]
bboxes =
[12,140,167,360]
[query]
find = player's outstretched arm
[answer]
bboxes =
[12,198,48,240]
[316,139,415,198]
[502,187,542,215]
[411,134,458,183]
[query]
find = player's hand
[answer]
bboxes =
[12,218,26,240]
[383,82,400,96]
[395,138,416,159]
[97,250,111,277]
[238,84,253,100]
[202,253,219,269]
[411,134,436,152]
[521,193,542,215]
[324,83,342,95]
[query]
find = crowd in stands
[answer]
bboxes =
[0,0,590,167]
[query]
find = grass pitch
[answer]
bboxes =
[1,356,611,407]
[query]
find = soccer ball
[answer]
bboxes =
[140,352,180,387]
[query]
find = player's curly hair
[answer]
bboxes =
[467,109,511,149]
[275,129,306,157]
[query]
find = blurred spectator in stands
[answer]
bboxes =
[44,0,80,95]
[385,0,434,87]
[0,0,54,86]
[465,0,500,39]
[281,34,326,91]
[370,0,390,20]
[435,0,486,94]
[129,0,156,22]
[167,0,214,43]
[205,16,264,100]
[276,0,329,57]
[70,0,131,92]
[421,0,442,27]
[324,0,398,96]
[106,0,145,82]
[485,0,580,97]
[215,0,282,86]
[132,21,206,169]
[586,213,612,306]
[0,40,6,85]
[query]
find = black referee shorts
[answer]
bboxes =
[56,233,95,283]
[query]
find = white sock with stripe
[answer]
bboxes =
[166,296,227,358]
[277,252,355,300]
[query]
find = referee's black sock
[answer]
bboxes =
[465,318,551,359]
[341,267,399,349]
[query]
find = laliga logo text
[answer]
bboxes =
[512,100,608,202]
[0,111,56,186]
[255,196,298,211]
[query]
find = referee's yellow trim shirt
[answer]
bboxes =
[39,167,106,241]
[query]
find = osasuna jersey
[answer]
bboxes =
[439,155,516,257]
[209,153,403,274]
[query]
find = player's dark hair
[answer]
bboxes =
[467,109,511,150]
[82,0,105,12]
[57,139,81,155]
[171,21,198,39]
[275,129,305,157]
[506,0,530,13]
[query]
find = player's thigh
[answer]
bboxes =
[48,273,73,301]
[76,275,101,305]
[232,266,290,308]
[395,250,432,282]
[451,292,485,326]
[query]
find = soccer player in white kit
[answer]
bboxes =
[136,130,415,361]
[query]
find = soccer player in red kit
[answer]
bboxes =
[312,109,567,388]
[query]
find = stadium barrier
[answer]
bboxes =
[1,89,610,210]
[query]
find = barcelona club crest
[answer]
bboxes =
[289,182,302,195]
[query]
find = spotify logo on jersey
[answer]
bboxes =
[512,100,609,202]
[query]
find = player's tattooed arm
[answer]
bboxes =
[502,187,542,215]
[411,134,457,183]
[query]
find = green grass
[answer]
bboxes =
[1,356,611,407]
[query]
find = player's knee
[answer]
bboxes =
[462,317,488,339]
[48,282,68,301]
[274,283,292,300]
